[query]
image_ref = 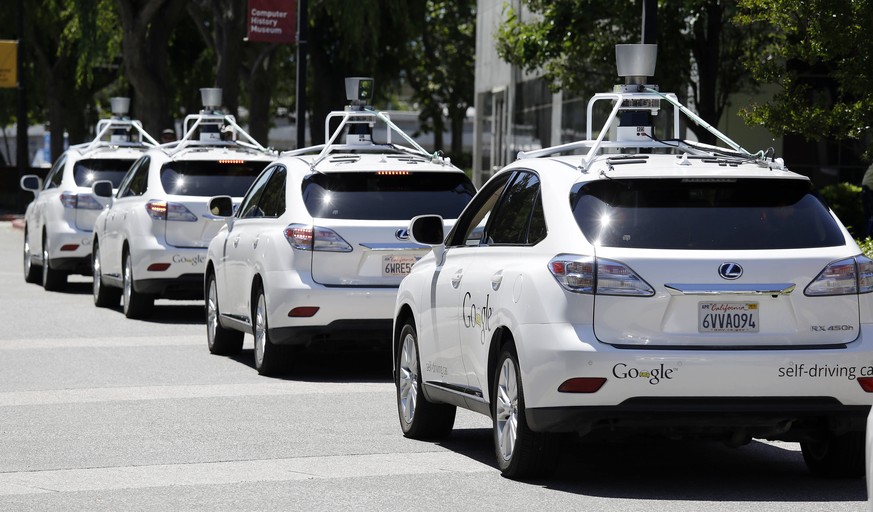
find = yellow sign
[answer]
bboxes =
[0,40,17,88]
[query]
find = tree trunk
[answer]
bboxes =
[247,46,278,146]
[116,0,188,137]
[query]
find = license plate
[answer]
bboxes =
[382,255,418,277]
[698,302,759,333]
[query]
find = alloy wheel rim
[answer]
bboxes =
[254,294,266,368]
[123,256,131,309]
[398,332,418,425]
[92,250,101,300]
[23,236,31,276]
[206,280,218,349]
[42,244,49,285]
[496,357,519,461]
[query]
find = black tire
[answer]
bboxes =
[41,235,67,291]
[801,431,865,478]
[252,284,286,376]
[206,272,243,355]
[122,251,153,319]
[92,241,120,308]
[493,343,560,479]
[23,227,40,284]
[396,322,456,439]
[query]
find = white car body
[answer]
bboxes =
[91,109,275,318]
[20,116,158,290]
[393,47,873,479]
[204,107,476,375]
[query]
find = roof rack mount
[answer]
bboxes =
[517,44,774,171]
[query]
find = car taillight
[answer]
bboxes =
[60,192,104,210]
[283,223,352,252]
[145,200,197,222]
[548,254,654,296]
[805,255,873,296]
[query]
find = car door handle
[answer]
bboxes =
[252,237,259,250]
[451,269,463,288]
[491,271,504,291]
[233,236,240,248]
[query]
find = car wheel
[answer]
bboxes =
[493,343,560,479]
[122,251,153,319]
[92,242,120,308]
[206,272,243,355]
[801,431,865,478]
[252,284,285,375]
[41,236,67,291]
[396,322,456,439]
[23,228,40,284]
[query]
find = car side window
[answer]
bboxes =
[238,167,274,219]
[44,155,66,190]
[446,172,514,247]
[258,166,287,218]
[119,156,150,198]
[485,171,545,246]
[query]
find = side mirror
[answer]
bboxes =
[20,175,41,194]
[409,215,445,246]
[92,180,114,198]
[208,195,234,217]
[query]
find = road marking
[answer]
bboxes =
[0,381,390,407]
[0,336,204,350]
[0,451,493,495]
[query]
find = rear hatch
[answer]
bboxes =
[73,158,135,231]
[159,159,268,247]
[302,170,476,286]
[571,176,863,348]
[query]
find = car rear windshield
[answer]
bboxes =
[160,160,267,197]
[571,178,845,250]
[302,172,476,220]
[74,159,136,188]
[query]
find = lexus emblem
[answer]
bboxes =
[395,228,410,241]
[718,262,743,280]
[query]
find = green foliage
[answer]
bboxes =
[818,182,865,238]
[495,1,769,144]
[736,0,873,156]
[857,237,873,258]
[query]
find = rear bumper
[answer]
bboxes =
[513,322,873,436]
[135,273,204,300]
[527,397,870,440]
[269,319,393,348]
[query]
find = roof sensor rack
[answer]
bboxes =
[517,44,784,172]
[168,87,275,156]
[75,97,161,153]
[283,77,451,171]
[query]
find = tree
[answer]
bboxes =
[115,0,189,137]
[307,0,424,145]
[495,0,767,145]
[736,0,873,159]
[404,0,475,165]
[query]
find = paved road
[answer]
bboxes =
[0,221,866,511]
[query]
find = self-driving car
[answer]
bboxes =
[204,78,476,375]
[20,98,159,291]
[393,45,873,479]
[90,88,276,318]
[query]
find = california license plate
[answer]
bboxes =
[698,302,759,333]
[382,255,418,277]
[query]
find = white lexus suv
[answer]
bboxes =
[393,45,873,479]
[20,98,158,291]
[91,88,276,318]
[204,78,476,375]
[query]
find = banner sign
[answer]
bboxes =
[247,0,297,44]
[0,40,17,88]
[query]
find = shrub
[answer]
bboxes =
[818,182,865,238]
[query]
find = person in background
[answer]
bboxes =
[160,128,176,143]
[862,162,873,238]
